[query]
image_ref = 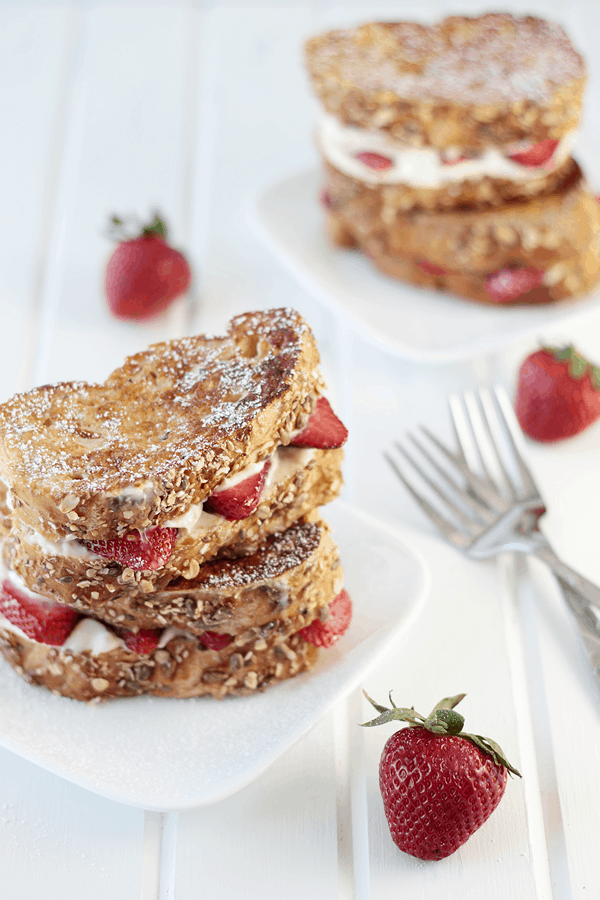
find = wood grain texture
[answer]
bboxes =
[0,1,599,898]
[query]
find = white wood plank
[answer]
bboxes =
[0,745,143,900]
[175,712,339,899]
[0,3,73,399]
[31,1,199,388]
[187,5,332,344]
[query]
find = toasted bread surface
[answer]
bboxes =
[323,158,600,303]
[5,448,343,611]
[5,513,342,633]
[0,309,325,540]
[0,615,320,701]
[305,15,585,148]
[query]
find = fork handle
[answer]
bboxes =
[532,536,600,679]
[533,538,600,611]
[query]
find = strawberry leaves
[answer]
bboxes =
[361,692,521,776]
[545,345,600,390]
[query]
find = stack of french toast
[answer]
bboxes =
[0,308,351,701]
[305,13,600,305]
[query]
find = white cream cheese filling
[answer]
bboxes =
[0,566,123,655]
[163,446,315,536]
[318,113,576,187]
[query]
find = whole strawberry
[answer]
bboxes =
[105,213,191,320]
[515,345,600,442]
[362,693,520,861]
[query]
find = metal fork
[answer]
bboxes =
[385,386,600,686]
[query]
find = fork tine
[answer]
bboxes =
[383,452,472,550]
[420,423,504,514]
[403,434,494,526]
[490,386,544,501]
[394,439,485,531]
[473,388,520,499]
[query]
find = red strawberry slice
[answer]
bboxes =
[0,579,79,646]
[298,589,352,649]
[485,267,544,303]
[85,526,177,571]
[200,631,233,651]
[124,628,161,654]
[418,259,447,277]
[204,460,271,521]
[290,397,348,449]
[508,138,559,168]
[515,345,600,442]
[355,151,393,171]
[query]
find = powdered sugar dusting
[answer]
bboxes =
[196,520,321,589]
[0,309,313,512]
[313,15,584,105]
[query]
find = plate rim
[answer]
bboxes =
[249,166,600,365]
[0,501,430,810]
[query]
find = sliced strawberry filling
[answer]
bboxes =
[485,267,544,303]
[0,579,80,646]
[507,138,559,168]
[200,631,233,651]
[85,526,177,571]
[320,190,334,210]
[417,259,447,277]
[123,628,161,654]
[290,397,348,449]
[298,589,352,649]
[204,460,271,521]
[355,151,393,171]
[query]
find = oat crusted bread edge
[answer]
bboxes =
[5,511,342,635]
[5,448,344,610]
[0,615,320,701]
[305,14,585,149]
[0,308,325,541]
[324,158,600,303]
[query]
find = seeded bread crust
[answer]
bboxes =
[0,309,326,541]
[324,159,600,304]
[0,617,320,702]
[5,514,341,634]
[5,448,343,610]
[321,153,575,212]
[305,15,585,150]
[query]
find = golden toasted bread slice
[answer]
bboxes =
[5,448,343,610]
[0,617,321,701]
[324,159,600,304]
[0,309,326,541]
[3,513,342,634]
[0,518,347,701]
[306,15,585,149]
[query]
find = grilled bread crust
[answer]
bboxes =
[0,614,320,702]
[305,15,585,149]
[0,309,326,541]
[324,159,600,304]
[4,514,342,634]
[4,448,342,610]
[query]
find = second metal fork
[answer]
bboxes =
[386,387,600,684]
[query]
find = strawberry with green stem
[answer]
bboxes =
[515,345,600,442]
[105,212,191,320]
[361,692,520,860]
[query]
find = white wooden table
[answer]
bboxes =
[1,1,600,897]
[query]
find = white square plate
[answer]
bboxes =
[0,502,429,810]
[251,168,600,364]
